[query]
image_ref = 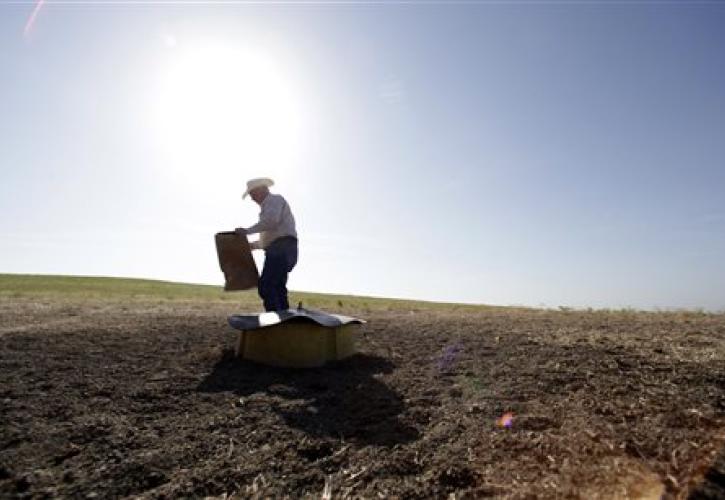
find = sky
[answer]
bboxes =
[1,1,724,311]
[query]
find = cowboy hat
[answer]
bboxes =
[242,177,274,199]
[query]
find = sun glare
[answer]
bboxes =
[154,42,302,193]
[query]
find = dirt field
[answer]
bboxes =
[2,284,725,498]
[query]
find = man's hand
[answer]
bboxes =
[235,227,247,236]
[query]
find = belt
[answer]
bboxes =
[269,235,298,246]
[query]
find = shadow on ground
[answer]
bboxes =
[688,437,725,499]
[197,351,419,447]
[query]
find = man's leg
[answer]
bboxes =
[259,248,286,312]
[278,267,289,310]
[278,238,298,310]
[259,238,298,312]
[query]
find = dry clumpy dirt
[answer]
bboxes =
[1,297,725,499]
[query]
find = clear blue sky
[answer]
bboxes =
[1,1,724,310]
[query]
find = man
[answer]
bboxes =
[236,178,298,312]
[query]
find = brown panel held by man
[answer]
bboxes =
[215,231,259,291]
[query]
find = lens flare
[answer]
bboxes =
[496,412,514,429]
[23,0,45,38]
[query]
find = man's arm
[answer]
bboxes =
[234,228,261,250]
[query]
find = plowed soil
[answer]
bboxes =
[2,297,725,499]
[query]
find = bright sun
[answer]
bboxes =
[154,42,302,192]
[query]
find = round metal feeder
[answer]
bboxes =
[228,308,365,368]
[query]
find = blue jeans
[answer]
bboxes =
[259,236,298,312]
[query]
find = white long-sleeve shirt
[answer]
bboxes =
[245,193,297,250]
